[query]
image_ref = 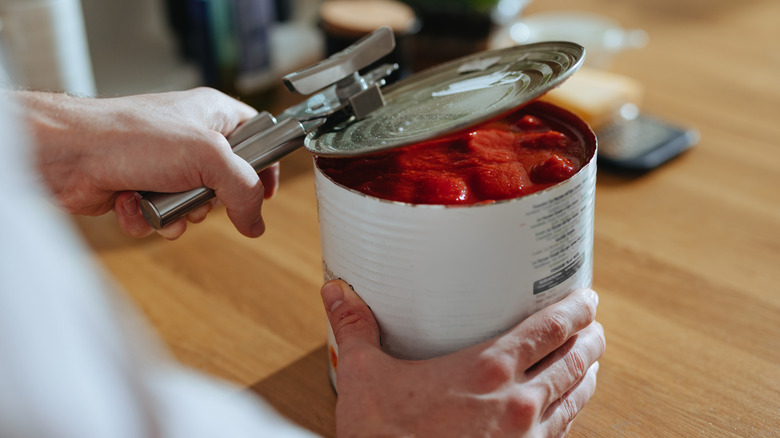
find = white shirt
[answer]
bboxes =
[0,59,317,438]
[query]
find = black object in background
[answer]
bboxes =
[164,0,193,59]
[274,0,292,22]
[162,0,276,93]
[596,113,700,171]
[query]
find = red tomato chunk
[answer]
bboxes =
[317,105,590,205]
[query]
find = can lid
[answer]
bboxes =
[305,41,585,156]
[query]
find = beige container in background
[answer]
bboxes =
[315,102,597,389]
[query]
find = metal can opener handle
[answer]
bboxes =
[139,27,396,230]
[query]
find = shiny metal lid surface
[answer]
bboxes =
[305,41,585,156]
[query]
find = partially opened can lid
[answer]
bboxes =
[305,41,585,156]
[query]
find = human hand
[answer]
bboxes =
[320,280,605,438]
[18,87,279,239]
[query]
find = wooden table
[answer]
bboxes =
[76,0,780,435]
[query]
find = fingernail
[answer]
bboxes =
[578,288,597,304]
[263,181,277,200]
[321,281,345,313]
[122,193,139,216]
[589,289,599,306]
[266,186,277,200]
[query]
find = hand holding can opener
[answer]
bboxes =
[139,27,398,230]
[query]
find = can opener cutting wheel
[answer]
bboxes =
[140,27,398,229]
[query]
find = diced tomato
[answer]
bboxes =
[396,138,462,172]
[517,131,570,150]
[472,162,529,200]
[413,173,472,205]
[511,114,548,132]
[466,129,517,163]
[530,154,577,183]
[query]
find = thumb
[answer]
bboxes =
[320,280,381,351]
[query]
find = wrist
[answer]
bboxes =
[14,90,107,212]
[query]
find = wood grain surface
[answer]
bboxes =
[75,0,780,436]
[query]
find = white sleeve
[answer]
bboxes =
[0,84,318,438]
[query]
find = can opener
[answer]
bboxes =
[140,27,398,229]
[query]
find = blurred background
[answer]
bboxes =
[4,3,777,436]
[0,0,700,171]
[9,0,768,171]
[0,0,642,103]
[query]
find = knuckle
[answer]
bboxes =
[563,349,589,380]
[504,392,540,429]
[57,195,80,214]
[593,322,607,356]
[473,351,518,392]
[187,131,230,172]
[540,311,571,346]
[339,343,373,370]
[334,307,364,332]
[558,395,579,425]
[195,134,260,194]
[333,307,378,344]
[579,293,598,322]
[223,175,264,209]
[202,130,232,155]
